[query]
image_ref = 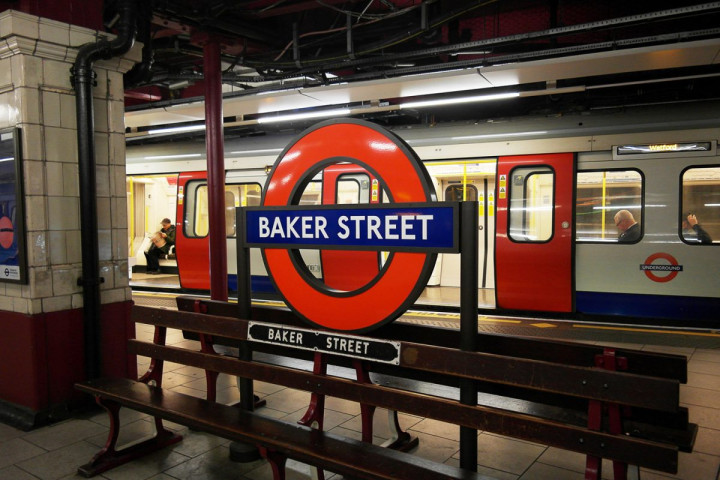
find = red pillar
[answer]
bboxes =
[203,38,228,301]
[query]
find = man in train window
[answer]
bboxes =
[682,213,713,244]
[145,218,176,274]
[614,210,641,243]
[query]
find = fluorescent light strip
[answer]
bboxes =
[147,124,206,135]
[257,108,351,124]
[229,148,284,155]
[400,92,519,109]
[0,157,14,162]
[144,153,202,160]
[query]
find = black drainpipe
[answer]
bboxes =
[72,0,136,380]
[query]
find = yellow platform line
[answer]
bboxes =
[573,324,720,338]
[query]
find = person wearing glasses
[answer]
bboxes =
[614,210,641,243]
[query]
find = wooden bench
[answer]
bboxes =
[76,301,696,479]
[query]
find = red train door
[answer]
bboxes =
[175,171,210,289]
[320,165,381,290]
[495,153,575,312]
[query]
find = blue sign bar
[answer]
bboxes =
[243,202,458,252]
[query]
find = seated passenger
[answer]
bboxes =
[682,213,713,244]
[614,209,640,243]
[144,218,176,274]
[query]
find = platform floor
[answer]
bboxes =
[1,293,720,480]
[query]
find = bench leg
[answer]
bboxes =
[354,360,418,451]
[298,352,327,480]
[77,397,182,478]
[260,447,287,480]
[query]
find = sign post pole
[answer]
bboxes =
[459,201,479,471]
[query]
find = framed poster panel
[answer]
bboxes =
[0,128,27,283]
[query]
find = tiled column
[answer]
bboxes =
[0,10,141,428]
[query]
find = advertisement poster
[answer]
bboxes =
[0,128,26,283]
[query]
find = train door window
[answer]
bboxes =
[444,183,477,202]
[681,167,719,244]
[337,173,370,204]
[575,170,643,242]
[184,180,209,238]
[508,166,554,242]
[225,183,262,237]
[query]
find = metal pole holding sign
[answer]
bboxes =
[460,201,479,471]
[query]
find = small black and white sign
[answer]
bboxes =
[248,321,401,365]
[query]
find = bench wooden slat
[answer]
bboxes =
[76,377,489,480]
[132,306,681,412]
[172,298,689,383]
[128,339,680,473]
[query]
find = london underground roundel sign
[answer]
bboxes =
[258,119,444,333]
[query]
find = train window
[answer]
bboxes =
[297,180,322,205]
[575,170,643,242]
[681,167,720,244]
[337,173,370,204]
[225,183,262,237]
[184,181,261,238]
[444,183,478,202]
[508,166,554,242]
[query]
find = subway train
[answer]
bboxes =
[126,101,720,328]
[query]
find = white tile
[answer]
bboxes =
[93,68,108,99]
[47,196,79,230]
[0,58,11,87]
[34,40,68,61]
[23,159,45,195]
[69,25,97,48]
[99,264,114,289]
[26,231,48,267]
[48,229,67,263]
[45,161,63,196]
[101,287,128,304]
[58,92,76,129]
[62,162,78,196]
[44,126,77,162]
[42,294,71,312]
[2,11,39,40]
[10,54,42,89]
[96,196,110,228]
[41,90,61,127]
[94,131,109,165]
[38,17,70,46]
[27,267,52,300]
[65,229,81,264]
[12,296,29,314]
[98,228,112,261]
[96,164,110,197]
[24,195,47,231]
[93,97,108,132]
[108,99,125,133]
[51,267,81,296]
[42,58,73,90]
[20,124,44,161]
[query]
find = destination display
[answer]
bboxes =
[247,321,401,364]
[243,202,457,252]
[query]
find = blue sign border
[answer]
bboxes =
[242,202,459,253]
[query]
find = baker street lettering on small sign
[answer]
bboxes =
[247,322,401,365]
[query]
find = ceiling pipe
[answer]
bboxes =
[72,0,137,379]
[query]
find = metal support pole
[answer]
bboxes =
[203,38,228,302]
[459,201,479,471]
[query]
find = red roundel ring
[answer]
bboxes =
[643,252,680,283]
[262,119,436,332]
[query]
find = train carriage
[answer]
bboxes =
[126,102,720,327]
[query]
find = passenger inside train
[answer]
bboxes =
[614,209,641,243]
[144,218,176,274]
[682,212,713,244]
